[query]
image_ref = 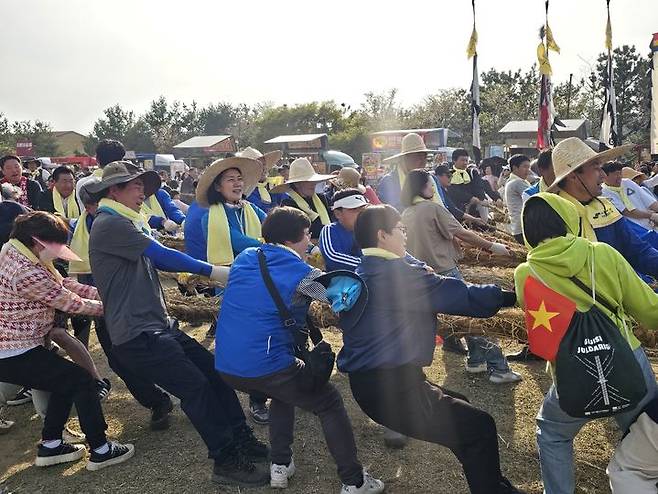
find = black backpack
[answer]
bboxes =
[554,277,647,418]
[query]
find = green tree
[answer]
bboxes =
[595,45,651,143]
[85,104,136,154]
[143,96,203,152]
[12,120,58,156]
[406,88,471,147]
[123,119,156,153]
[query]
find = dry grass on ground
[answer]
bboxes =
[2,323,653,494]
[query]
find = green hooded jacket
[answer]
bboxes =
[514,193,658,352]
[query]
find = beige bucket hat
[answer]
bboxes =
[383,133,438,162]
[237,147,283,171]
[330,166,366,193]
[270,158,334,194]
[621,166,646,182]
[547,137,633,191]
[195,157,263,207]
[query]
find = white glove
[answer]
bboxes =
[651,213,658,225]
[163,219,180,233]
[309,245,321,256]
[209,265,230,284]
[489,242,511,256]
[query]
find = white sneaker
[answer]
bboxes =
[465,362,488,374]
[340,470,385,494]
[489,369,522,384]
[270,458,295,488]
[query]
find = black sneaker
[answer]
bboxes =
[35,441,85,467]
[212,449,270,487]
[249,401,270,425]
[505,345,543,362]
[498,477,528,494]
[7,387,32,406]
[96,378,111,401]
[150,396,174,431]
[205,320,217,339]
[234,424,269,462]
[442,335,468,355]
[86,441,134,471]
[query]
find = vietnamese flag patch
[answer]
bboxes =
[524,275,577,361]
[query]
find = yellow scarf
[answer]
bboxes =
[256,183,272,204]
[92,168,104,178]
[362,247,400,260]
[538,177,549,193]
[53,188,80,219]
[8,238,62,281]
[69,212,91,274]
[557,190,621,241]
[141,194,167,220]
[603,184,636,211]
[207,202,262,265]
[287,190,330,225]
[398,167,444,206]
[451,168,471,185]
[98,198,151,234]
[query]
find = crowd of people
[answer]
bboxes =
[0,132,657,494]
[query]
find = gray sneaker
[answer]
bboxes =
[489,369,522,384]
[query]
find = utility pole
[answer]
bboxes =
[566,73,573,119]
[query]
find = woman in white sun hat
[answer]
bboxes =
[271,158,335,239]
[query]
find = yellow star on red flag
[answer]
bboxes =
[529,301,560,332]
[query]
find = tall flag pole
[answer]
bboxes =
[600,0,619,149]
[466,0,481,163]
[650,32,658,157]
[536,0,560,150]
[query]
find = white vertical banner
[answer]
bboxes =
[651,34,658,155]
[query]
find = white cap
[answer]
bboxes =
[331,194,368,210]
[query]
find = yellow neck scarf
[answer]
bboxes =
[69,212,91,274]
[257,183,272,204]
[287,190,330,225]
[539,177,549,193]
[92,168,104,178]
[362,247,400,260]
[8,238,62,281]
[603,184,635,211]
[207,202,262,265]
[98,198,151,234]
[398,167,444,206]
[53,188,80,219]
[141,194,167,220]
[451,168,471,185]
[557,190,621,241]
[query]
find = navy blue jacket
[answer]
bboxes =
[337,255,505,373]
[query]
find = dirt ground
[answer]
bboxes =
[1,323,655,494]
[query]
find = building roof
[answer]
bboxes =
[371,128,461,138]
[499,119,588,134]
[264,133,327,144]
[173,135,231,149]
[49,131,86,138]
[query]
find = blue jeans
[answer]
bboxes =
[439,267,510,373]
[536,347,658,494]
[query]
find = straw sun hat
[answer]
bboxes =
[195,157,262,207]
[621,166,646,182]
[270,158,334,194]
[331,166,366,193]
[383,133,438,162]
[236,147,283,171]
[547,137,633,191]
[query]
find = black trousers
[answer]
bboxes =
[349,365,503,494]
[0,346,107,448]
[93,317,168,410]
[113,328,246,458]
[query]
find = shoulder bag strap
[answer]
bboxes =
[569,276,617,315]
[257,249,297,328]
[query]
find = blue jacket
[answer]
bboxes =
[216,244,312,377]
[595,216,658,279]
[184,202,209,261]
[201,202,266,258]
[247,187,284,213]
[319,222,361,271]
[147,189,186,229]
[338,255,505,373]
[378,170,442,212]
